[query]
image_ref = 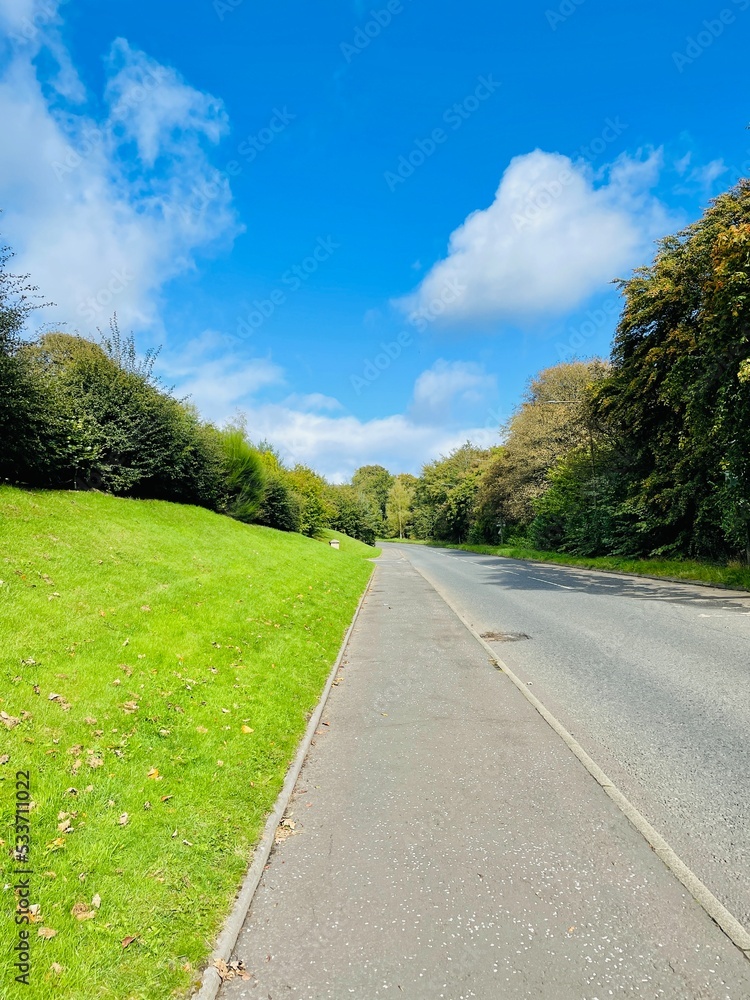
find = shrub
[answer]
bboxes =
[219,428,266,523]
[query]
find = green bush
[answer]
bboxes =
[256,473,302,532]
[219,428,267,523]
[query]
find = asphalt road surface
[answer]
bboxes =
[219,548,750,1000]
[392,543,750,929]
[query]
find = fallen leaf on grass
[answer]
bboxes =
[122,701,139,714]
[241,725,254,734]
[91,894,101,909]
[87,755,104,769]
[118,813,129,826]
[1,711,20,729]
[147,767,162,780]
[160,794,173,802]
[0,755,9,765]
[49,963,64,974]
[38,927,57,939]
[195,725,208,734]
[57,818,73,833]
[71,903,96,921]
[121,936,137,948]
[84,716,97,725]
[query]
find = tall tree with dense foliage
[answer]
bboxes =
[593,181,750,561]
[0,242,46,481]
[352,464,394,534]
[413,444,496,542]
[474,360,608,537]
[386,474,417,539]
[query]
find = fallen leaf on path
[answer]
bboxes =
[214,958,251,982]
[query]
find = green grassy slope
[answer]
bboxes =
[0,488,378,1000]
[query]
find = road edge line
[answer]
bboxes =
[191,567,377,1000]
[406,556,750,960]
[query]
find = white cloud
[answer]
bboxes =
[282,393,344,413]
[237,406,499,482]
[165,342,500,480]
[411,359,496,422]
[399,148,675,326]
[0,13,240,334]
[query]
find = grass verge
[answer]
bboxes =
[0,487,378,1000]
[382,537,750,592]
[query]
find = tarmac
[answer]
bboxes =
[217,547,750,1000]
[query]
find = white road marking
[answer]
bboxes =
[528,575,575,590]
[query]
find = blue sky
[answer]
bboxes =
[1,0,749,479]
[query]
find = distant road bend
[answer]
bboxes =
[390,542,750,928]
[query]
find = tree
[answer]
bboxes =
[478,360,608,528]
[352,464,394,534]
[328,484,380,544]
[0,239,47,482]
[385,474,417,539]
[413,443,495,542]
[287,465,335,537]
[593,180,750,561]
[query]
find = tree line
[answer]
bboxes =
[2,178,749,563]
[379,180,750,565]
[0,242,383,544]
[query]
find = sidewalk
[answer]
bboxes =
[219,548,750,999]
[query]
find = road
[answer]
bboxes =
[392,542,750,928]
[219,548,750,1000]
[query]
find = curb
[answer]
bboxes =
[191,570,375,1000]
[406,555,750,962]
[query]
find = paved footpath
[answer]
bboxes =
[219,548,750,1000]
